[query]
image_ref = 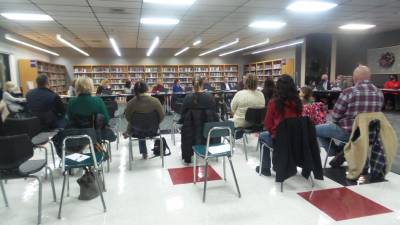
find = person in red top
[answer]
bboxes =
[383,74,400,109]
[256,75,303,176]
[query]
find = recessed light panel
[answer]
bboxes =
[140,18,179,25]
[5,34,59,56]
[339,23,376,30]
[109,37,121,57]
[174,47,190,56]
[193,40,202,46]
[57,34,90,56]
[0,13,53,21]
[147,36,160,56]
[144,0,195,5]
[286,1,338,13]
[219,39,270,56]
[199,38,239,56]
[249,21,286,29]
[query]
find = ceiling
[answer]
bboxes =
[1,0,400,53]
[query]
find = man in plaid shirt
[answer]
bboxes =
[316,65,384,167]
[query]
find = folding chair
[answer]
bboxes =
[193,121,241,202]
[324,138,347,169]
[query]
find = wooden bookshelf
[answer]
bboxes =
[244,58,294,84]
[18,59,68,95]
[73,64,239,93]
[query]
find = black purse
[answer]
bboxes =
[151,137,171,157]
[77,168,104,200]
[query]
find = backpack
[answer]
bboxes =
[151,137,171,157]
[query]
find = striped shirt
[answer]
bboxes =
[332,80,384,133]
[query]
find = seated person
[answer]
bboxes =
[202,78,214,91]
[300,86,327,125]
[317,74,331,91]
[172,79,184,112]
[96,79,112,95]
[316,65,384,167]
[125,81,165,159]
[68,77,116,141]
[257,75,303,176]
[0,100,10,135]
[231,74,265,128]
[262,78,275,106]
[180,77,218,164]
[2,81,25,113]
[124,80,133,94]
[220,77,235,91]
[67,79,77,96]
[152,79,166,105]
[172,79,184,93]
[26,74,66,129]
[383,74,400,109]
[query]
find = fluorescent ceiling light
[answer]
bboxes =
[286,1,338,12]
[143,0,196,5]
[140,17,179,25]
[249,20,286,29]
[0,13,53,21]
[4,34,59,56]
[147,36,160,57]
[199,38,239,56]
[252,40,304,55]
[174,47,190,56]
[193,40,202,46]
[219,38,270,56]
[339,23,376,30]
[56,34,89,56]
[109,37,121,57]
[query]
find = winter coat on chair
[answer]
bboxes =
[180,108,220,163]
[273,117,324,183]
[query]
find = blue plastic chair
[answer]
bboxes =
[192,121,241,202]
[58,132,106,219]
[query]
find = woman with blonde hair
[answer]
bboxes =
[2,81,25,113]
[96,79,112,95]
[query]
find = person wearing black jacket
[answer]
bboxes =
[180,77,219,164]
[317,74,331,91]
[26,74,66,129]
[220,77,235,91]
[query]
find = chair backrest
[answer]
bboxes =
[130,111,160,138]
[103,99,118,118]
[3,116,42,138]
[244,107,266,125]
[0,134,33,170]
[203,121,235,157]
[31,110,58,130]
[69,114,97,129]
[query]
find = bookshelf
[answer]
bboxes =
[73,64,239,93]
[18,59,68,95]
[244,58,294,84]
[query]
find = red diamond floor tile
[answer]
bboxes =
[168,166,222,185]
[298,187,393,221]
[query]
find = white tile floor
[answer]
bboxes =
[1,134,400,225]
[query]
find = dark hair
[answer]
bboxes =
[125,80,131,89]
[274,75,302,114]
[192,76,204,104]
[300,86,313,102]
[262,79,275,102]
[174,79,180,84]
[245,74,258,90]
[36,74,48,88]
[390,74,398,81]
[134,80,148,98]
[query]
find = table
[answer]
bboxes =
[313,90,342,109]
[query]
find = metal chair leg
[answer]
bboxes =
[310,175,314,188]
[223,157,227,181]
[280,182,283,192]
[202,160,208,203]
[243,134,248,161]
[259,143,264,176]
[58,173,67,219]
[49,140,56,169]
[66,172,70,197]
[94,169,107,212]
[31,176,42,225]
[228,157,241,198]
[45,166,57,202]
[0,180,8,207]
[106,142,111,173]
[160,136,164,168]
[193,154,197,184]
[128,137,132,170]
[324,139,334,169]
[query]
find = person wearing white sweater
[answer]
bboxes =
[2,81,25,113]
[231,75,265,128]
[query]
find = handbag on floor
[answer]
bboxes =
[77,168,104,200]
[151,137,171,157]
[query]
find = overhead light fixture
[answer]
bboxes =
[109,37,121,57]
[286,1,338,12]
[140,17,179,25]
[192,40,202,46]
[56,34,89,56]
[249,20,286,29]
[143,0,196,5]
[147,36,160,56]
[174,47,190,56]
[4,34,59,56]
[339,23,376,30]
[252,39,304,55]
[219,38,270,56]
[199,38,239,56]
[0,13,53,21]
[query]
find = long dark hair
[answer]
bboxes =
[274,75,302,114]
[192,76,204,105]
[134,80,148,99]
[262,79,275,100]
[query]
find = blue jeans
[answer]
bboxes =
[259,131,273,170]
[139,140,147,155]
[316,123,350,155]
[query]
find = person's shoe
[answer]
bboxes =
[329,151,345,168]
[255,166,271,176]
[142,153,148,159]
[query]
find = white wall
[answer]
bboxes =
[0,28,51,85]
